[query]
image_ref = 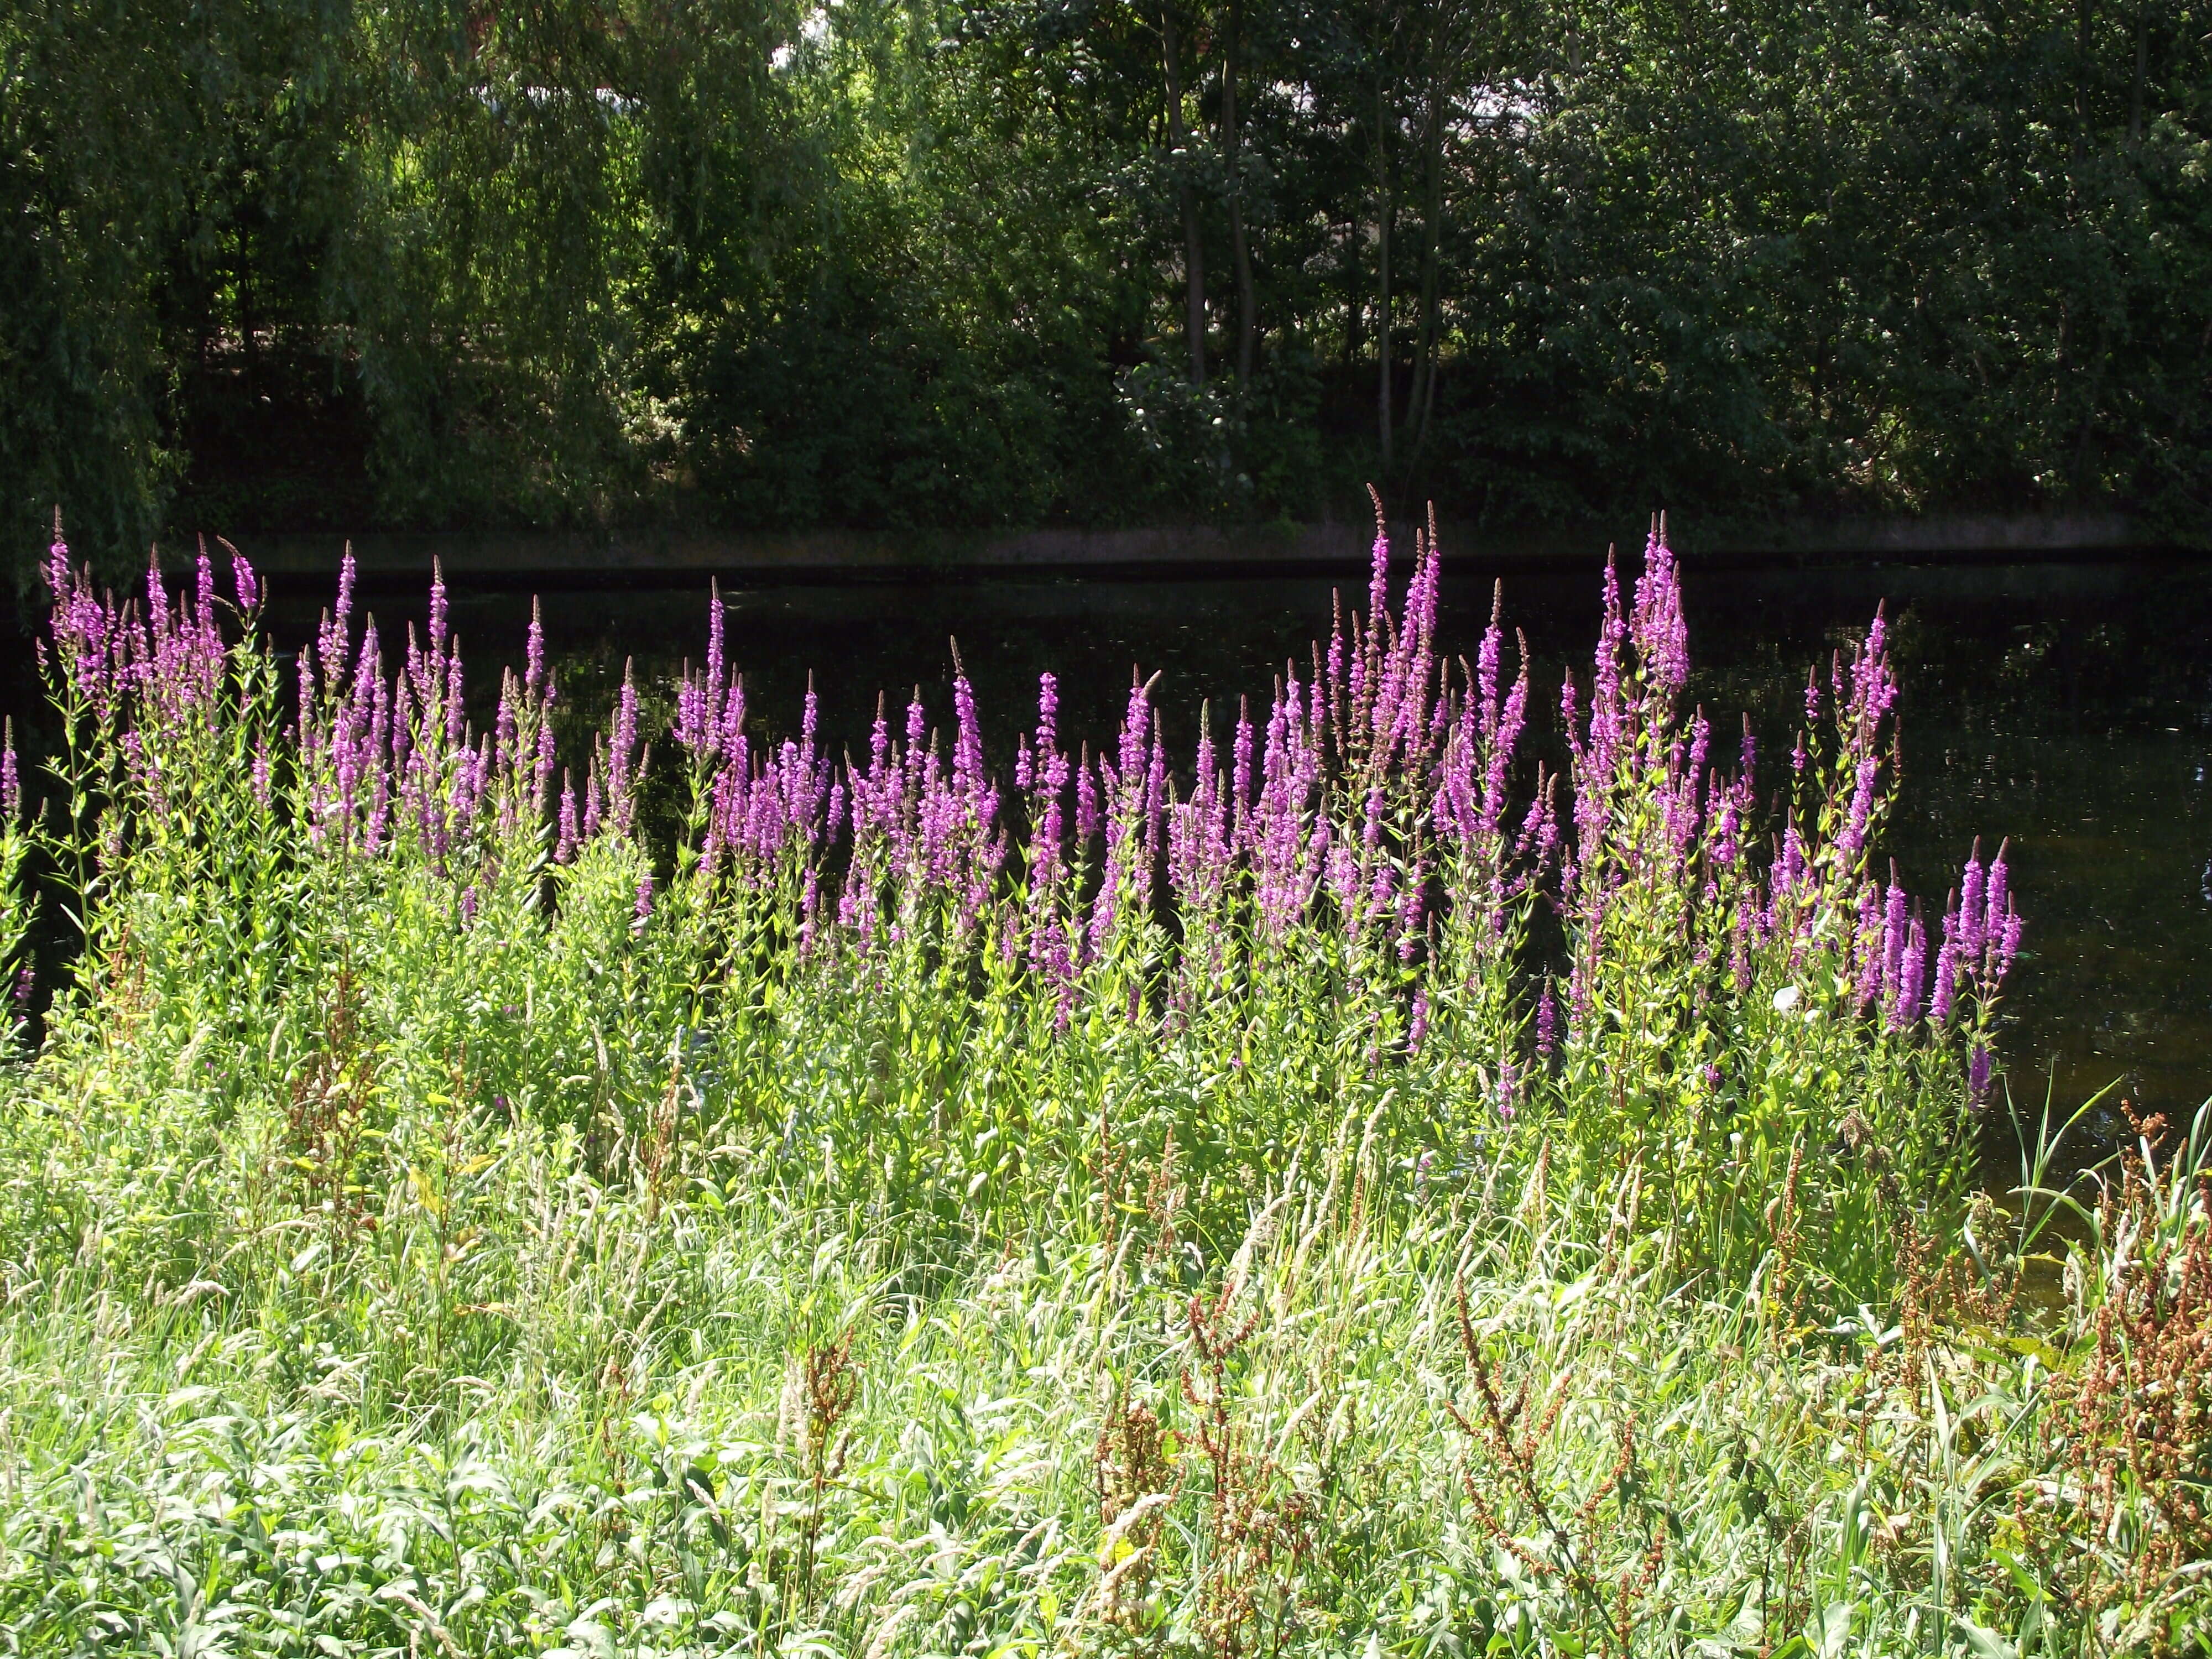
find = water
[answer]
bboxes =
[8,552,2210,1142]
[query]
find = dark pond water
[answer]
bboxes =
[8,552,2212,1145]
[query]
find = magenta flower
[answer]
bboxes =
[1931,916,1960,1025]
[526,597,547,704]
[608,662,641,836]
[1984,842,2010,952]
[1959,844,1986,957]
[227,542,260,615]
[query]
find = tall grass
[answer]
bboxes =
[0,509,2203,1656]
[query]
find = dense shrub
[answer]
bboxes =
[9,0,2212,583]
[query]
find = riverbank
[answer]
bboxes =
[233,510,2152,585]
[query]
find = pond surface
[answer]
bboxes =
[13,551,2212,1146]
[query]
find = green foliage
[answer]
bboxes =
[9,0,2212,582]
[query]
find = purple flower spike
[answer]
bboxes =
[322,549,357,683]
[1366,496,1391,644]
[1231,701,1254,840]
[704,580,724,714]
[1629,521,1689,699]
[1076,749,1098,844]
[525,597,547,703]
[905,692,927,771]
[557,773,579,864]
[1839,755,1879,855]
[227,542,260,615]
[1932,922,1959,1024]
[1895,913,1928,1032]
[609,661,641,835]
[1,722,17,821]
[1984,841,2010,951]
[1035,671,1058,757]
[1959,844,1986,957]
[1999,905,2023,980]
[1881,879,1908,1001]
[1853,888,1885,1012]
[427,557,448,658]
[1968,1045,1992,1102]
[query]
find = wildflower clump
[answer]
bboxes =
[0,507,2198,1656]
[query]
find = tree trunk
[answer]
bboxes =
[1406,71,1446,465]
[2075,0,2094,159]
[1162,4,1206,385]
[1417,326,1439,468]
[1222,0,1256,388]
[1343,221,1362,367]
[1375,78,1394,473]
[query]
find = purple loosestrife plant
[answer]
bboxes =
[1522,519,2006,1296]
[20,503,2025,1308]
[0,719,29,1029]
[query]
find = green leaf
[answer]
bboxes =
[1953,1615,2018,1659]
